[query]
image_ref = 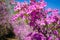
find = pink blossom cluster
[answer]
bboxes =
[0,1,9,25]
[11,0,60,40]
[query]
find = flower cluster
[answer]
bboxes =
[0,1,9,25]
[11,0,60,40]
[0,1,15,40]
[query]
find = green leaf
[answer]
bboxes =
[58,29,60,34]
[24,14,29,17]
[25,19,29,24]
[14,11,19,14]
[17,17,21,21]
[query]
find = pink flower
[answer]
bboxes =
[40,19,45,25]
[14,2,21,11]
[55,38,59,40]
[35,20,40,25]
[48,35,54,40]
[24,36,31,40]
[12,13,20,20]
[27,5,36,14]
[13,26,21,36]
[40,1,47,8]
[36,19,45,25]
[46,16,55,24]
[47,8,52,12]
[52,9,59,16]
[53,30,58,35]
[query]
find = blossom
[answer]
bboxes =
[53,30,58,35]
[52,9,59,16]
[24,36,31,40]
[40,19,45,25]
[47,8,52,12]
[36,20,40,25]
[40,1,47,8]
[14,2,21,11]
[11,13,20,21]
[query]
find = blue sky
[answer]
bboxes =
[15,0,60,10]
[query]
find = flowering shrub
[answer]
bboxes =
[11,0,60,40]
[0,0,16,40]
